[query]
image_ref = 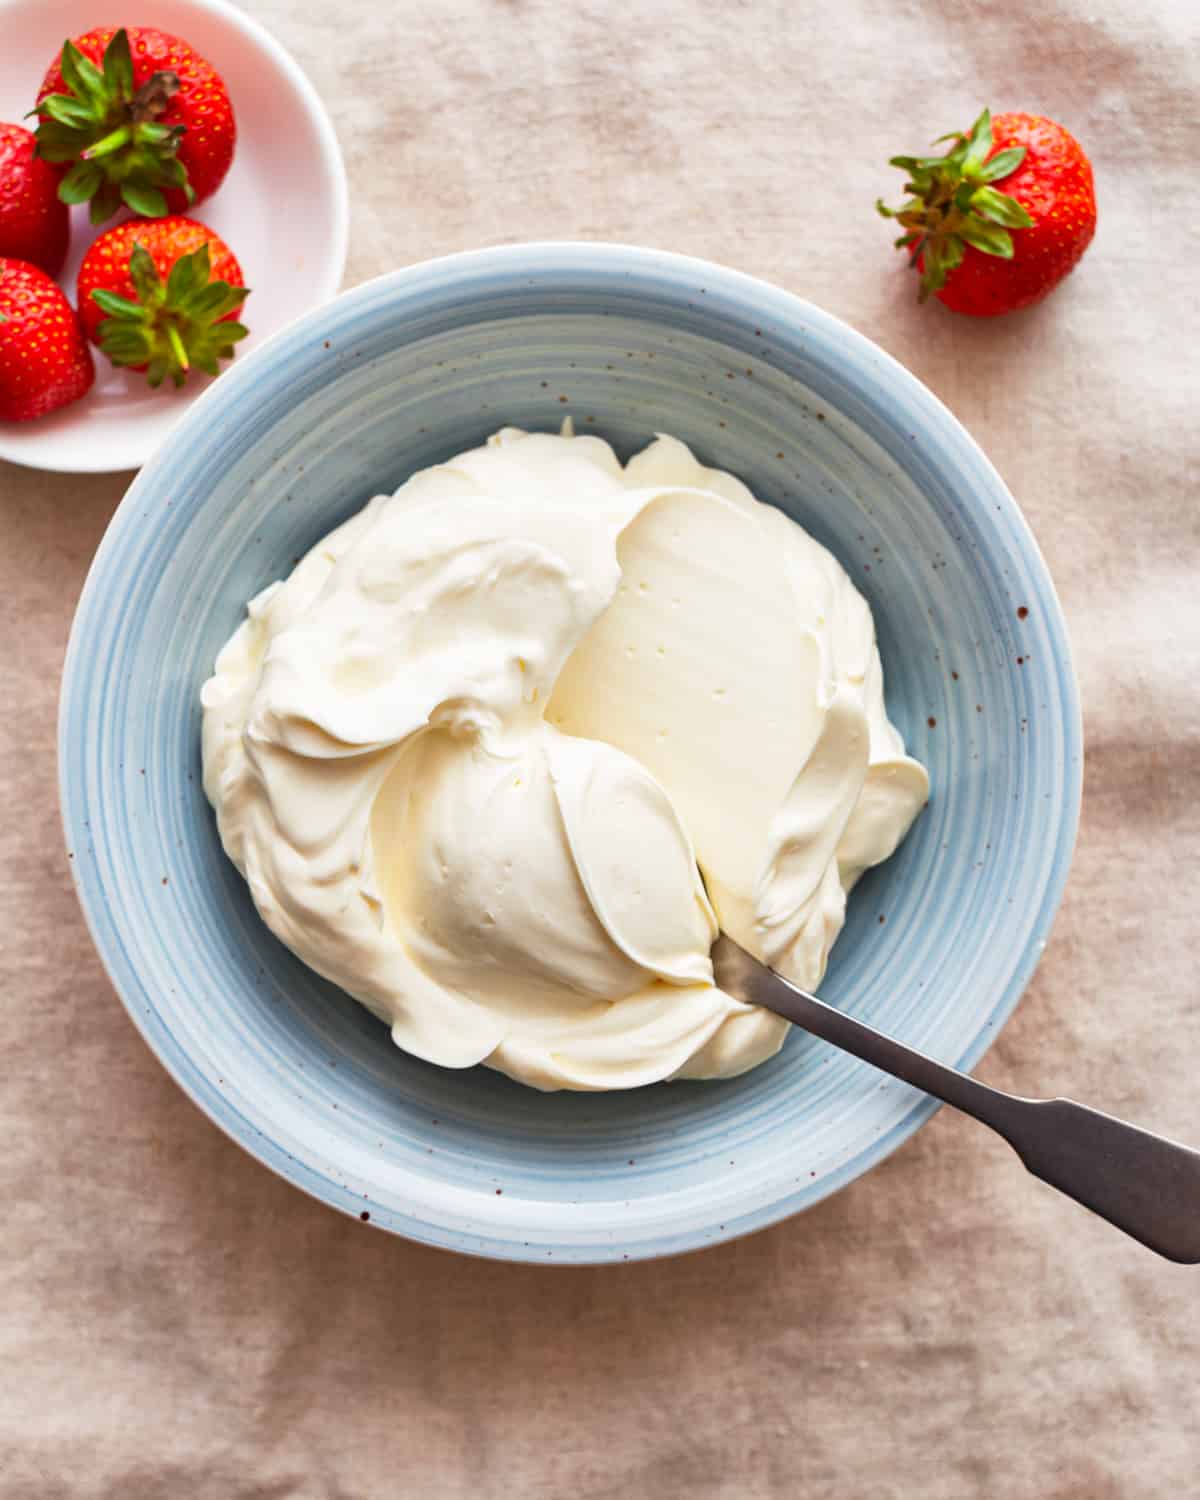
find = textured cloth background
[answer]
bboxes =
[2,0,1198,1495]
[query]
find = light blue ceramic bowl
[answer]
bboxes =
[59,243,1081,1262]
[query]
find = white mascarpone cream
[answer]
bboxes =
[201,427,928,1090]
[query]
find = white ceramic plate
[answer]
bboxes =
[0,0,347,473]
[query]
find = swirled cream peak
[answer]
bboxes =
[201,427,928,1090]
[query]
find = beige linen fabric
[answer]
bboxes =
[2,0,1198,1494]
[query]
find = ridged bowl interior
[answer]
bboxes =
[59,244,1081,1262]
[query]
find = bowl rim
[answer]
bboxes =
[0,0,350,475]
[59,240,1083,1261]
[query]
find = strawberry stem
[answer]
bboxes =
[166,322,189,372]
[82,123,131,160]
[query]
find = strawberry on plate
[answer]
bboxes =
[0,257,94,421]
[33,26,236,224]
[78,215,249,387]
[878,109,1097,316]
[0,123,70,275]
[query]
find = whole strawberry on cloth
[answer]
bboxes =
[0,123,70,275]
[78,215,248,387]
[878,109,1096,315]
[33,26,235,224]
[0,257,94,421]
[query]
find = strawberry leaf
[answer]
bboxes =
[958,218,1015,258]
[40,94,94,128]
[89,183,122,225]
[167,245,208,303]
[978,146,1027,183]
[102,330,152,360]
[38,121,91,163]
[121,182,168,218]
[62,42,107,107]
[970,186,1035,228]
[193,283,249,320]
[58,42,87,101]
[59,160,104,204]
[127,244,164,304]
[102,28,135,99]
[962,110,994,176]
[918,244,943,301]
[90,289,144,319]
[145,353,172,388]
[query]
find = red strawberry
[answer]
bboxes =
[0,258,94,421]
[77,216,249,387]
[33,26,235,225]
[0,123,70,276]
[879,109,1096,316]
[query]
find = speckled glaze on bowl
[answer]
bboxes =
[59,244,1081,1263]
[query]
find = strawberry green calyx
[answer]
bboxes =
[33,28,194,224]
[91,242,249,388]
[877,109,1035,302]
